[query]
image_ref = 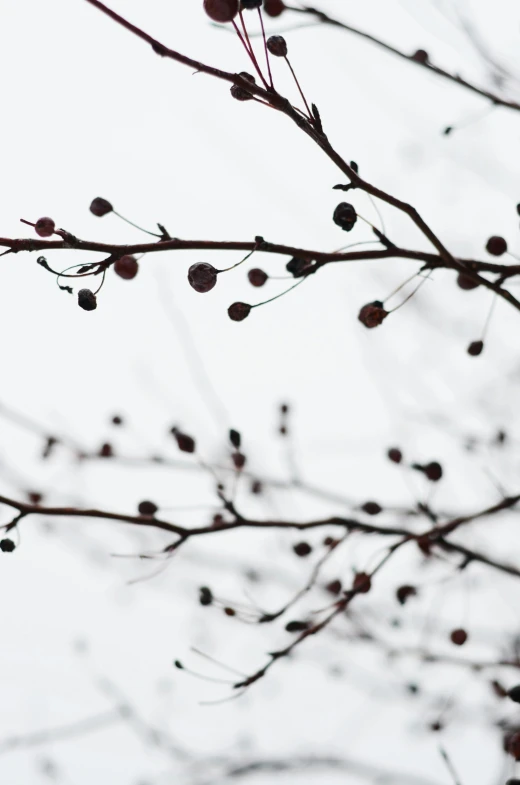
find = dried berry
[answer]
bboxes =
[264,0,285,16]
[228,302,251,321]
[388,447,403,464]
[293,541,312,557]
[412,461,443,481]
[231,85,254,101]
[229,429,241,448]
[267,35,287,57]
[358,301,388,328]
[396,585,417,605]
[199,586,213,606]
[112,415,123,426]
[333,202,357,231]
[172,429,196,453]
[353,572,372,593]
[486,236,507,256]
[203,0,239,22]
[77,289,97,311]
[508,685,520,704]
[35,217,55,237]
[188,262,217,293]
[326,579,342,595]
[114,255,139,280]
[456,272,479,290]
[0,539,15,553]
[450,628,468,646]
[467,340,484,356]
[285,620,309,632]
[361,501,382,516]
[248,268,268,287]
[138,500,158,516]
[99,443,113,458]
[412,49,428,63]
[89,197,113,217]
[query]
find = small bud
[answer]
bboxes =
[396,585,417,605]
[361,501,382,516]
[231,85,254,101]
[333,202,357,232]
[387,447,403,463]
[353,572,371,593]
[486,235,507,256]
[78,289,97,311]
[199,586,213,606]
[228,302,251,321]
[325,579,342,595]
[264,0,285,16]
[267,35,288,56]
[188,262,217,293]
[467,340,484,356]
[138,500,158,516]
[450,628,468,646]
[28,492,43,505]
[248,268,268,287]
[224,606,236,616]
[456,272,479,290]
[89,197,113,217]
[0,538,16,553]
[293,541,312,557]
[99,443,113,458]
[35,217,55,237]
[114,255,139,280]
[358,301,388,328]
[491,680,507,698]
[203,0,239,22]
[412,49,428,63]
[285,620,309,632]
[286,257,308,277]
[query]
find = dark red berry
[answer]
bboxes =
[326,579,342,595]
[188,262,217,293]
[333,202,357,231]
[228,302,251,321]
[199,586,213,606]
[114,255,139,280]
[35,217,55,237]
[412,49,428,63]
[388,447,403,463]
[248,268,268,287]
[267,35,287,57]
[111,415,123,426]
[361,501,382,516]
[467,340,484,356]
[412,461,443,481]
[0,539,15,553]
[99,443,113,458]
[358,301,388,328]
[507,732,520,760]
[430,721,443,732]
[224,606,236,616]
[293,541,312,557]
[396,585,417,605]
[203,0,239,22]
[285,620,309,632]
[508,685,520,704]
[89,197,113,217]
[232,451,246,470]
[138,500,158,516]
[450,628,467,646]
[456,272,479,290]
[264,0,285,16]
[172,429,196,453]
[486,236,507,256]
[353,572,371,593]
[78,289,97,311]
[280,403,289,414]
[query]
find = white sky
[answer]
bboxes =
[1,0,520,783]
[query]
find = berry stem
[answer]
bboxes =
[257,7,274,89]
[284,56,312,119]
[252,276,306,310]
[233,14,269,90]
[218,247,257,273]
[112,211,162,237]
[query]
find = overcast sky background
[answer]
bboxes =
[1,0,520,783]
